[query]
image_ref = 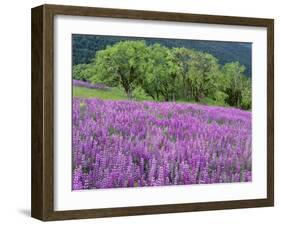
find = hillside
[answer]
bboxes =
[72,34,252,76]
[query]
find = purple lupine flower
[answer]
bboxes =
[73,79,109,90]
[72,97,252,190]
[72,166,83,190]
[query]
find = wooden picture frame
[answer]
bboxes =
[31,4,274,221]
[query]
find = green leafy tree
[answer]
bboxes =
[170,48,192,99]
[241,77,252,110]
[91,41,149,98]
[73,64,95,81]
[143,44,182,101]
[222,62,251,109]
[187,51,221,101]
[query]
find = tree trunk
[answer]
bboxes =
[127,89,133,99]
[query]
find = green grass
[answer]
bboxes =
[73,86,129,100]
[73,86,155,101]
[73,86,229,108]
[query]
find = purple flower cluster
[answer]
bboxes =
[72,98,252,190]
[73,79,109,90]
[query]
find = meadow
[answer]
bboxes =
[72,38,252,190]
[72,83,252,190]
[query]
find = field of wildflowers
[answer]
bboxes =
[72,98,252,190]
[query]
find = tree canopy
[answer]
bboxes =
[73,40,252,110]
[72,34,252,76]
[90,41,149,99]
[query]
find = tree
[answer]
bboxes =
[73,64,95,81]
[142,44,182,101]
[91,41,149,98]
[241,78,252,110]
[170,48,192,99]
[187,51,221,101]
[222,62,251,109]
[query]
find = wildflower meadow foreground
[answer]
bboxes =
[72,98,252,190]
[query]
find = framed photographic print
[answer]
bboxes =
[31,4,274,221]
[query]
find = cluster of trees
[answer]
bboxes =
[73,34,252,76]
[73,40,251,110]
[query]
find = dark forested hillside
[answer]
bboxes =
[72,34,252,76]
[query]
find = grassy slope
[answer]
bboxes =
[73,86,230,108]
[73,86,129,100]
[73,86,155,101]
